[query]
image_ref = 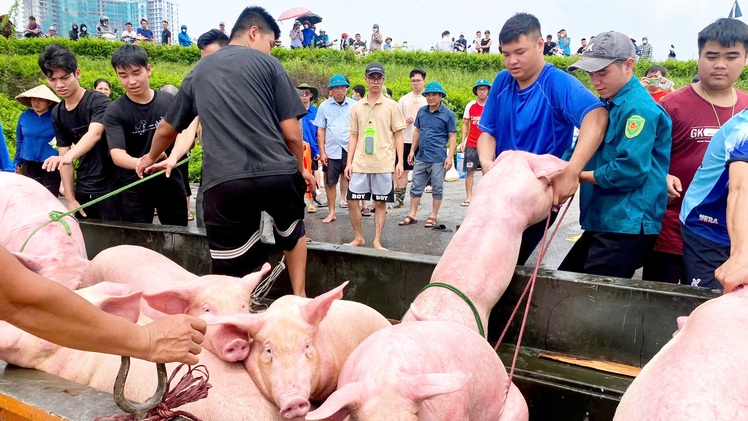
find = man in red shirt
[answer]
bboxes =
[459,79,490,206]
[639,65,675,102]
[643,18,748,283]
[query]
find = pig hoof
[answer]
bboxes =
[222,340,250,362]
[280,398,310,419]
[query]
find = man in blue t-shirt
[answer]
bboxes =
[136,19,153,42]
[477,13,608,265]
[681,110,748,290]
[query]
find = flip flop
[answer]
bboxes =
[361,207,372,217]
[340,201,349,209]
[432,224,453,232]
[461,200,470,207]
[398,216,418,226]
[424,217,438,228]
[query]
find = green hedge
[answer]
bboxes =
[2,37,746,182]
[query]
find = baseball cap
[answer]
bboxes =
[328,74,349,89]
[219,21,225,25]
[365,62,385,76]
[568,31,636,72]
[423,81,447,97]
[373,23,379,29]
[472,79,491,95]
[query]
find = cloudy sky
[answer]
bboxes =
[2,0,740,61]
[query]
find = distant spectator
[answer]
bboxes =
[477,30,492,53]
[631,38,641,57]
[472,30,482,53]
[640,65,674,102]
[23,16,42,38]
[94,78,111,97]
[557,29,571,56]
[79,24,90,38]
[353,33,367,52]
[340,32,353,50]
[97,16,116,39]
[454,32,467,52]
[543,34,557,56]
[434,30,452,52]
[301,20,316,48]
[178,25,192,47]
[69,23,79,41]
[289,21,303,49]
[383,37,392,50]
[640,37,653,60]
[197,29,228,57]
[370,23,383,51]
[121,22,137,43]
[314,29,330,48]
[0,121,12,172]
[161,21,171,45]
[218,22,226,35]
[137,19,153,42]
[352,84,365,101]
[47,26,58,38]
[668,44,676,59]
[576,38,587,55]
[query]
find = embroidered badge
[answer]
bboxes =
[625,115,645,138]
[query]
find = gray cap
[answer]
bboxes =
[365,61,385,76]
[568,31,636,72]
[373,23,379,29]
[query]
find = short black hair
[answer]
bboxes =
[645,65,667,77]
[141,18,147,23]
[581,38,586,41]
[197,29,229,50]
[386,87,393,97]
[29,16,35,20]
[125,22,132,26]
[162,20,168,24]
[111,44,149,71]
[352,84,365,97]
[94,78,110,89]
[230,6,280,41]
[500,13,542,45]
[441,30,450,37]
[38,43,77,77]
[698,18,748,53]
[409,68,426,79]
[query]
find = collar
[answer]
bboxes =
[607,75,639,107]
[427,103,447,114]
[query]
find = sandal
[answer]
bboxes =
[461,200,470,207]
[340,201,349,209]
[361,207,372,217]
[398,216,418,226]
[424,217,438,228]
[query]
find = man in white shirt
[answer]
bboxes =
[392,68,428,209]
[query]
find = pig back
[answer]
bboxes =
[82,245,196,289]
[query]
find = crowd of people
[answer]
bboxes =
[1,8,746,307]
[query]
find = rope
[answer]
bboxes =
[19,154,197,253]
[251,256,287,305]
[404,282,485,338]
[94,364,212,421]
[493,196,574,416]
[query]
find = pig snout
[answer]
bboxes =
[279,395,311,419]
[221,338,250,362]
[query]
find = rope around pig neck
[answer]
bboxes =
[94,363,211,421]
[405,283,485,338]
[493,196,574,417]
[19,153,198,253]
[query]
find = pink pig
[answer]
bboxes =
[306,321,528,421]
[614,287,748,420]
[82,245,269,362]
[0,283,296,421]
[205,282,391,419]
[0,172,88,289]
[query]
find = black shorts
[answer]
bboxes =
[203,173,306,277]
[395,143,415,171]
[121,173,187,226]
[682,225,729,289]
[75,190,122,221]
[21,160,61,197]
[177,156,192,197]
[323,149,347,187]
[463,146,480,172]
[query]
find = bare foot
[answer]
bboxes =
[373,243,388,251]
[345,239,365,247]
[322,214,337,223]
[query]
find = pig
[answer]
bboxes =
[204,282,392,420]
[0,172,88,289]
[82,245,269,362]
[614,287,748,420]
[0,283,295,421]
[306,321,529,421]
[401,151,568,335]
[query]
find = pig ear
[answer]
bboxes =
[10,251,45,273]
[302,281,349,326]
[400,372,472,403]
[241,262,272,293]
[201,313,267,337]
[305,381,363,421]
[95,292,143,323]
[142,286,198,315]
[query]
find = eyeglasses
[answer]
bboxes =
[300,92,313,97]
[366,76,384,83]
[410,79,424,84]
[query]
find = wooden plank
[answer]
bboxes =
[0,393,66,421]
[539,352,642,377]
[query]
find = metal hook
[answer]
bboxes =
[113,356,167,420]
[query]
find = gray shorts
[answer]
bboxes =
[463,146,480,172]
[347,172,394,202]
[410,161,445,200]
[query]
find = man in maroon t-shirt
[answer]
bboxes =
[459,79,490,206]
[643,18,748,284]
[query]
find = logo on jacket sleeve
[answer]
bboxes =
[625,115,645,138]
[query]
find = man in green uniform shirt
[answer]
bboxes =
[559,31,672,278]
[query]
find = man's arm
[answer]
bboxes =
[317,127,328,166]
[344,132,358,179]
[715,161,748,293]
[445,132,456,170]
[55,145,84,216]
[280,117,317,190]
[144,117,199,177]
[137,119,180,177]
[461,118,469,152]
[43,122,105,171]
[0,246,206,364]
[477,132,497,175]
[394,130,404,178]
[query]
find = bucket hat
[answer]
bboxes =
[296,83,318,101]
[328,74,349,89]
[472,79,491,95]
[423,81,447,97]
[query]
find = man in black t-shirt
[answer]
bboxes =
[105,44,189,226]
[138,7,315,297]
[39,44,121,220]
[161,20,171,45]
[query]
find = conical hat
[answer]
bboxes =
[15,85,60,108]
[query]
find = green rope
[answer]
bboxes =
[403,282,485,338]
[19,153,197,252]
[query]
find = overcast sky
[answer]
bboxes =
[1,0,740,61]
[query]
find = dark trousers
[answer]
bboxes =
[21,161,61,198]
[121,175,187,226]
[517,211,559,265]
[642,250,686,284]
[682,225,729,290]
[558,231,657,278]
[74,191,122,221]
